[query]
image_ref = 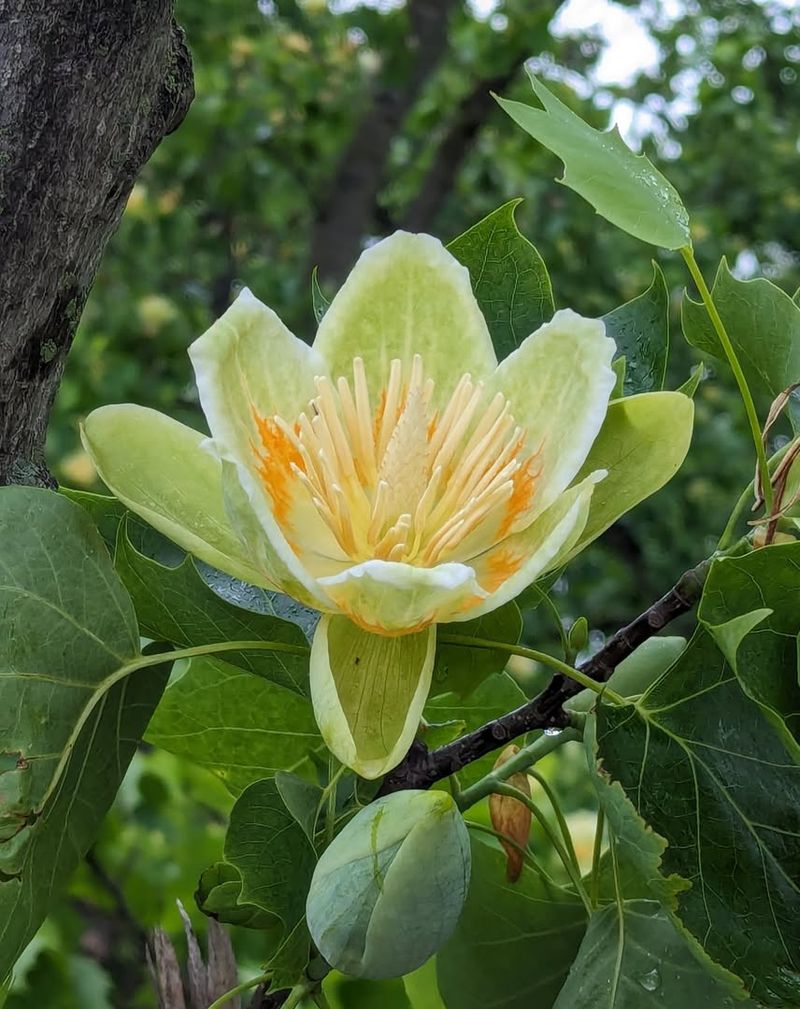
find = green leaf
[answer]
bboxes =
[0,487,170,976]
[682,259,800,429]
[595,629,800,1004]
[433,602,522,699]
[275,770,323,844]
[307,791,470,980]
[425,673,527,786]
[566,636,686,715]
[437,837,586,1009]
[195,861,282,931]
[586,716,689,908]
[447,198,555,360]
[676,363,705,398]
[496,73,690,250]
[65,487,321,638]
[698,543,800,745]
[145,657,322,794]
[226,777,317,985]
[553,900,757,1008]
[603,262,670,394]
[569,392,694,557]
[312,265,331,323]
[403,959,446,1009]
[115,527,310,696]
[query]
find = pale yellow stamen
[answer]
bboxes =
[252,357,541,566]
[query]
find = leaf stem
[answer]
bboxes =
[717,440,794,550]
[526,766,580,875]
[456,727,580,809]
[527,584,570,660]
[39,638,310,816]
[206,973,273,1009]
[493,782,592,914]
[324,756,340,846]
[438,633,626,704]
[465,820,555,885]
[590,807,605,908]
[680,245,772,514]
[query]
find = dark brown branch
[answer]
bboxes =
[0,1,194,487]
[399,66,522,233]
[306,0,457,285]
[380,556,712,794]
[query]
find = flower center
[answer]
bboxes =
[253,356,541,566]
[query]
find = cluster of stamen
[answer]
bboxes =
[253,355,540,566]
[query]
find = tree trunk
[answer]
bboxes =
[0,0,194,487]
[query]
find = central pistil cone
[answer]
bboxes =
[253,354,542,570]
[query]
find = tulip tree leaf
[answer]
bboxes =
[115,528,310,697]
[448,198,554,360]
[496,73,690,250]
[566,636,686,715]
[676,363,704,398]
[553,900,757,1009]
[225,777,317,985]
[698,544,800,745]
[595,629,800,1005]
[0,487,170,977]
[682,259,800,430]
[274,770,323,844]
[569,391,694,558]
[603,262,670,394]
[793,286,800,307]
[433,601,522,699]
[195,861,282,932]
[437,837,586,1009]
[64,488,321,638]
[425,672,527,786]
[586,717,689,908]
[146,657,322,794]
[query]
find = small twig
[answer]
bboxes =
[380,556,712,795]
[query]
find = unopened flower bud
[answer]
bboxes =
[489,745,532,883]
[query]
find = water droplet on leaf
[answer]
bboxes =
[636,968,661,992]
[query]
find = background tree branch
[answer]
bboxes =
[306,0,457,285]
[0,0,194,487]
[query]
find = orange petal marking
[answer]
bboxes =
[252,408,304,524]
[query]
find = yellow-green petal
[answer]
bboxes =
[453,471,603,621]
[189,288,334,606]
[486,309,616,523]
[81,404,268,587]
[312,232,497,403]
[565,391,694,560]
[318,559,485,634]
[189,287,326,440]
[310,616,436,778]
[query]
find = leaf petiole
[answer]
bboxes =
[438,633,626,704]
[681,245,773,515]
[206,972,273,1009]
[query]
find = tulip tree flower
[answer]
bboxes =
[83,233,691,779]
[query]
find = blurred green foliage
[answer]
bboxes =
[22,0,800,1004]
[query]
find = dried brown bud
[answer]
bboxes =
[489,745,532,883]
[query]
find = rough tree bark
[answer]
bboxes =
[306,0,457,285]
[0,0,194,487]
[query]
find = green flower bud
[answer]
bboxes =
[306,790,470,979]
